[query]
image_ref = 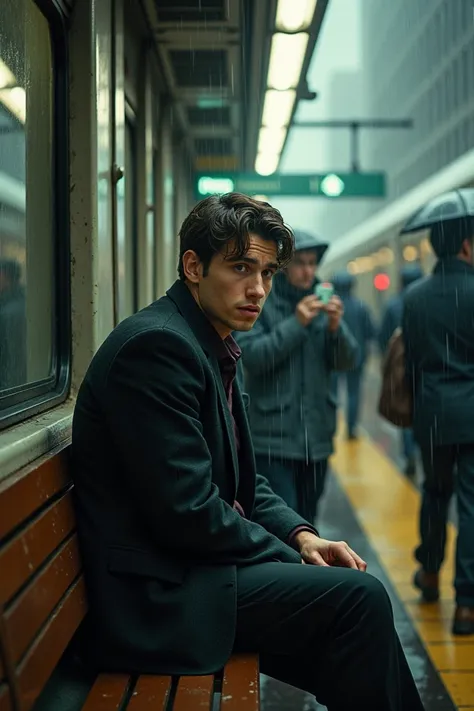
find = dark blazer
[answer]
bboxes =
[71,279,307,676]
[403,258,474,446]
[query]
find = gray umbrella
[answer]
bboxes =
[400,188,474,234]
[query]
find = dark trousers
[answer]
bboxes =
[333,369,363,434]
[416,443,474,606]
[255,456,328,523]
[234,562,424,710]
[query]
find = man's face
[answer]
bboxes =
[285,249,318,290]
[184,234,278,339]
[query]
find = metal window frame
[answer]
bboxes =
[0,0,71,430]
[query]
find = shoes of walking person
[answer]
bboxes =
[452,606,474,635]
[413,568,439,602]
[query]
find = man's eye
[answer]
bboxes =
[234,264,247,273]
[262,270,275,279]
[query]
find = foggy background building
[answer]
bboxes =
[273,0,474,244]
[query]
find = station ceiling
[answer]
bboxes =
[144,0,329,173]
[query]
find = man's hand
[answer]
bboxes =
[294,531,367,571]
[296,295,323,327]
[325,295,344,332]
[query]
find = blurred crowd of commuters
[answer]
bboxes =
[238,216,474,636]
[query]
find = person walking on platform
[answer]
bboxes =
[402,194,474,636]
[72,194,424,710]
[331,270,376,440]
[379,265,423,476]
[236,229,358,524]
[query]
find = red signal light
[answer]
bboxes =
[374,273,390,291]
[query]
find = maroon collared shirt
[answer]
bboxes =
[217,335,241,454]
[216,335,317,547]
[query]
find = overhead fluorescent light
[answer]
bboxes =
[0,86,26,123]
[255,152,280,176]
[267,33,309,91]
[197,176,235,196]
[276,0,317,32]
[258,127,286,155]
[197,98,227,109]
[262,89,296,129]
[0,59,16,90]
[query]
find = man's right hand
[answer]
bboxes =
[296,295,323,327]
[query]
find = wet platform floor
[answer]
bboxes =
[259,462,457,710]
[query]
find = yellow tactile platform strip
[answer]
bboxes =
[331,428,474,709]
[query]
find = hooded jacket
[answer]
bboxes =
[403,257,474,445]
[236,230,358,462]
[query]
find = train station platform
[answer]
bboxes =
[260,363,471,710]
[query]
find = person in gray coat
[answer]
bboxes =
[236,229,358,524]
[331,271,376,440]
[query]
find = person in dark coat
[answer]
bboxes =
[236,230,358,523]
[0,258,26,390]
[379,265,423,475]
[72,194,424,709]
[331,271,376,439]
[403,219,474,635]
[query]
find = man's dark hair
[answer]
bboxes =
[177,192,294,280]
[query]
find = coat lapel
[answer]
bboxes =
[231,383,256,514]
[166,280,240,488]
[208,352,240,488]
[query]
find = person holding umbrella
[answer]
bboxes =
[236,229,358,524]
[401,188,474,634]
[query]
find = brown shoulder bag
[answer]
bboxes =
[378,328,413,428]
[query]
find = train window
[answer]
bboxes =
[150,148,158,299]
[0,0,69,427]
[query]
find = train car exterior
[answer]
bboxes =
[320,157,474,320]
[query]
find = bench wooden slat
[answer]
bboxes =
[16,577,87,711]
[126,676,172,711]
[221,654,259,710]
[5,535,82,665]
[81,674,131,711]
[172,675,214,711]
[0,445,261,711]
[0,452,70,543]
[0,684,12,711]
[0,492,76,606]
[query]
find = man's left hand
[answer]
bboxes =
[295,531,367,571]
[325,295,344,332]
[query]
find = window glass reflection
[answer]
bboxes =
[0,0,54,396]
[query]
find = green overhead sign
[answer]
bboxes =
[195,172,386,199]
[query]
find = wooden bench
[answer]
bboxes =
[0,445,259,711]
